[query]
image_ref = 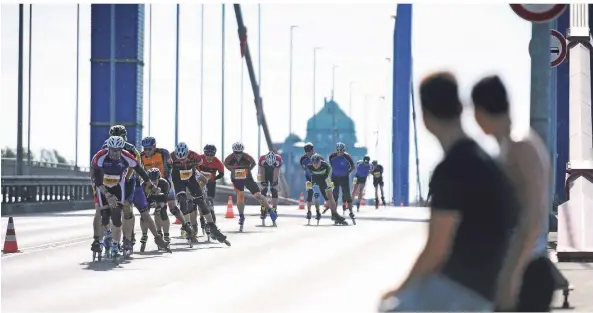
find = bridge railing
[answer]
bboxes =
[1,158,90,177]
[1,176,299,215]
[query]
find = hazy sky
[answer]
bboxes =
[0,3,532,200]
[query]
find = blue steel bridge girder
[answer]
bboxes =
[90,4,144,160]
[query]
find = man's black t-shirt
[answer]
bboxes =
[429,138,519,301]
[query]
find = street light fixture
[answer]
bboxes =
[289,25,298,136]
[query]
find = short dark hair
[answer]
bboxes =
[471,75,509,115]
[419,71,462,119]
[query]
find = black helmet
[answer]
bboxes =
[148,168,161,181]
[363,156,370,163]
[311,153,323,164]
[204,144,217,154]
[304,142,314,153]
[109,125,127,141]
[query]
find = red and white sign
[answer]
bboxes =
[510,4,567,23]
[550,29,567,67]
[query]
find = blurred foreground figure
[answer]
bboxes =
[378,72,519,312]
[472,75,554,312]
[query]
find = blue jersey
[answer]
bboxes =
[328,152,355,177]
[355,160,373,177]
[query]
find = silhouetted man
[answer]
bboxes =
[378,71,519,312]
[471,75,554,312]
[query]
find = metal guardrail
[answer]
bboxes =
[1,176,299,215]
[2,158,90,172]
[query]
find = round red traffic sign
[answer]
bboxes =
[550,29,567,67]
[510,4,567,23]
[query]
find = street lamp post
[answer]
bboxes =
[199,4,204,148]
[289,25,298,136]
[75,4,80,168]
[331,65,338,99]
[16,4,24,176]
[148,4,153,136]
[27,4,32,165]
[312,47,321,129]
[174,4,180,145]
[222,4,226,160]
[348,81,355,117]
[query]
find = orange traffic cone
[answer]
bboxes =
[225,196,235,218]
[2,217,21,253]
[298,192,305,210]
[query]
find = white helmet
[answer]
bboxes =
[232,142,244,153]
[175,142,189,158]
[336,142,346,151]
[106,136,125,149]
[265,151,276,166]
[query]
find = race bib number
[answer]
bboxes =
[103,174,120,188]
[235,169,247,180]
[179,169,193,181]
[373,172,381,177]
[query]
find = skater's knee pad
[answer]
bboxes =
[123,203,134,220]
[236,191,245,203]
[169,203,180,216]
[111,206,123,227]
[194,197,211,216]
[100,209,111,226]
[176,192,188,214]
[270,187,278,198]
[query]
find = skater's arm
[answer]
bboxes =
[246,153,257,170]
[223,154,236,171]
[215,157,225,180]
[161,149,173,179]
[345,154,355,173]
[495,142,548,309]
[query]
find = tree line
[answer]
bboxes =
[1,147,71,164]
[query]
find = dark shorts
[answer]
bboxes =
[206,181,216,198]
[125,177,148,211]
[95,181,133,208]
[172,174,204,199]
[355,175,367,184]
[373,177,384,187]
[232,177,260,195]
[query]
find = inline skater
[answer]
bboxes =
[140,168,172,252]
[299,143,322,224]
[91,136,170,262]
[171,142,229,245]
[306,154,348,225]
[198,144,224,232]
[102,125,145,248]
[351,155,373,212]
[257,151,282,226]
[140,136,193,246]
[371,160,386,208]
[328,142,356,224]
[224,142,272,232]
